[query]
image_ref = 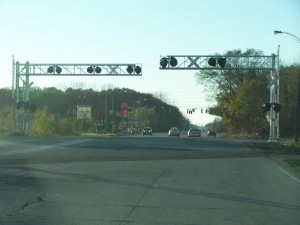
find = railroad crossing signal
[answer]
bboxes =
[12,60,142,134]
[160,54,280,142]
[262,102,281,112]
[18,63,142,76]
[159,55,273,70]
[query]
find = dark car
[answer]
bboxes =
[207,130,216,137]
[168,127,180,137]
[188,128,201,137]
[142,127,152,136]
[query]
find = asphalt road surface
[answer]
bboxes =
[0,134,299,225]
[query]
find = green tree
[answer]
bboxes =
[279,65,300,137]
[0,106,12,135]
[30,107,56,135]
[58,117,74,135]
[195,49,269,135]
[230,80,268,135]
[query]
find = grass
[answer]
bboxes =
[281,138,300,149]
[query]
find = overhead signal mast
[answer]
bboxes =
[12,60,142,134]
[160,54,280,142]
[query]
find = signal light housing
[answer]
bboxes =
[135,66,142,74]
[16,101,24,109]
[272,103,281,112]
[47,66,54,73]
[56,66,62,74]
[95,66,101,73]
[160,57,168,68]
[87,66,93,73]
[208,58,217,67]
[127,65,133,74]
[262,102,271,112]
[208,57,226,68]
[218,58,226,68]
[170,57,178,67]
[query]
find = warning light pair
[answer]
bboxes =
[262,102,281,112]
[208,57,226,68]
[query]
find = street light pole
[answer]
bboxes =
[274,30,300,43]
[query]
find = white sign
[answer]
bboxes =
[77,105,91,119]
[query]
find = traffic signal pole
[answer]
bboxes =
[160,54,280,141]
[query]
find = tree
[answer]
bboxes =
[30,107,56,135]
[194,49,269,135]
[279,65,300,137]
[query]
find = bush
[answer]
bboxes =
[30,107,56,135]
[58,117,74,135]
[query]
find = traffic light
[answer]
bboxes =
[170,57,178,67]
[262,102,271,111]
[272,103,281,112]
[16,101,24,109]
[47,65,62,74]
[187,109,193,114]
[56,66,62,74]
[87,66,94,73]
[95,66,101,73]
[47,66,54,73]
[135,66,142,75]
[218,58,226,68]
[126,65,133,74]
[208,58,216,67]
[208,57,226,68]
[160,57,168,68]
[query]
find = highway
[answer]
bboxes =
[0,134,299,225]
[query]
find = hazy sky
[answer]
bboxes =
[1,0,299,125]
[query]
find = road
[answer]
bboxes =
[0,134,299,225]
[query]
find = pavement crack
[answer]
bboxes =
[123,164,172,221]
[17,193,46,214]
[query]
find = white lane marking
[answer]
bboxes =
[1,139,91,155]
[278,166,300,184]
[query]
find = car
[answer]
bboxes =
[188,128,201,137]
[142,127,152,136]
[168,127,180,137]
[207,130,216,137]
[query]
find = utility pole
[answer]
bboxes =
[112,94,115,129]
[105,91,108,131]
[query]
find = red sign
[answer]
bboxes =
[122,109,128,115]
[121,102,128,109]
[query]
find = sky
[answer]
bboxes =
[1,0,300,125]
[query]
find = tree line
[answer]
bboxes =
[0,87,189,135]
